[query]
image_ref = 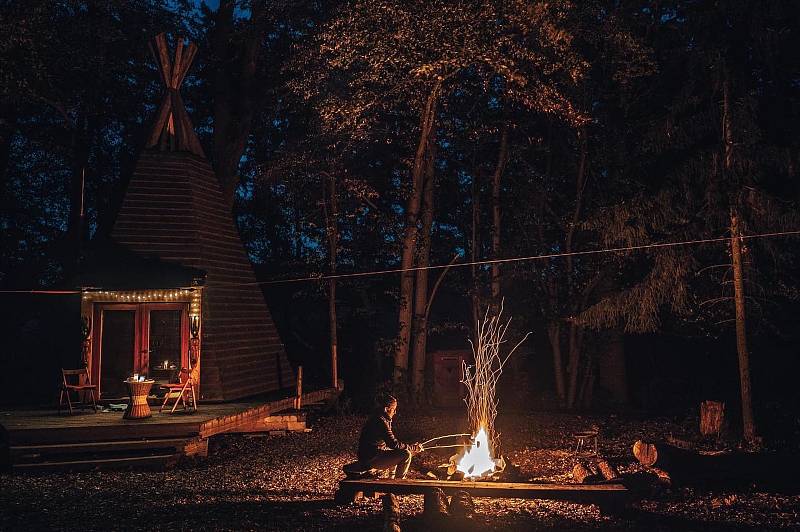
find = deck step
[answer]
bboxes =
[230,412,308,434]
[11,453,180,473]
[7,422,202,446]
[10,437,190,462]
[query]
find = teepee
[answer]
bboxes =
[82,33,294,401]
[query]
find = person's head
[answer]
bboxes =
[381,394,398,419]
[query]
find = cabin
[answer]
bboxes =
[78,34,293,402]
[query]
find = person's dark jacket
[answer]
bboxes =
[357,412,408,461]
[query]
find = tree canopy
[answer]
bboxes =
[1,0,799,413]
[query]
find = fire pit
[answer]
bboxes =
[426,302,530,483]
[336,304,629,517]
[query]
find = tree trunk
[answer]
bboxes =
[210,0,267,209]
[730,212,756,443]
[293,194,303,259]
[323,172,339,389]
[0,108,16,196]
[578,355,594,408]
[541,122,566,404]
[411,132,437,399]
[564,126,587,276]
[490,125,508,307]
[67,117,91,277]
[470,169,481,338]
[566,323,582,409]
[547,322,566,403]
[565,126,589,409]
[598,328,627,404]
[394,81,441,385]
[723,62,756,445]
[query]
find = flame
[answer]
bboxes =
[456,426,495,479]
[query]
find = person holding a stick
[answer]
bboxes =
[356,394,423,479]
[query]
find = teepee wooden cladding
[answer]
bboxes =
[112,151,294,400]
[146,33,204,157]
[108,33,292,400]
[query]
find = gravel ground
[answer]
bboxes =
[1,411,799,531]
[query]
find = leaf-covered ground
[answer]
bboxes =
[1,412,798,531]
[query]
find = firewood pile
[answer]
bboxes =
[571,458,621,484]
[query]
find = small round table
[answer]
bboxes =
[124,379,154,419]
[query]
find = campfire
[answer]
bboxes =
[433,302,530,481]
[455,426,502,479]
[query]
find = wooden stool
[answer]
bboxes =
[573,430,599,456]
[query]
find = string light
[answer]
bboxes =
[78,288,197,302]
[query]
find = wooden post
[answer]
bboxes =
[295,365,303,410]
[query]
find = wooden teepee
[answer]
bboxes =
[146,33,204,156]
[110,33,293,400]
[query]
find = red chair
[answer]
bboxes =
[59,368,98,415]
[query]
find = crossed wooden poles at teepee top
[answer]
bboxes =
[146,33,204,157]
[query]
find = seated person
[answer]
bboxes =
[356,394,423,479]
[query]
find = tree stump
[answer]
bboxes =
[382,493,401,532]
[700,400,725,438]
[632,440,658,467]
[448,490,475,518]
[423,487,449,520]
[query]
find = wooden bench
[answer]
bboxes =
[335,478,630,515]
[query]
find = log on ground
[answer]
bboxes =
[633,440,799,489]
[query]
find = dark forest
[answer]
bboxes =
[1,2,799,528]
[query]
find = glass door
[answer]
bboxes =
[146,307,186,384]
[94,306,138,399]
[92,302,188,398]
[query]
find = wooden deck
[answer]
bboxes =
[0,387,339,472]
[336,478,630,515]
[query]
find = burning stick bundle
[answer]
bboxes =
[453,301,531,480]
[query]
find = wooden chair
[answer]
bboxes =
[159,364,198,413]
[59,368,98,415]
